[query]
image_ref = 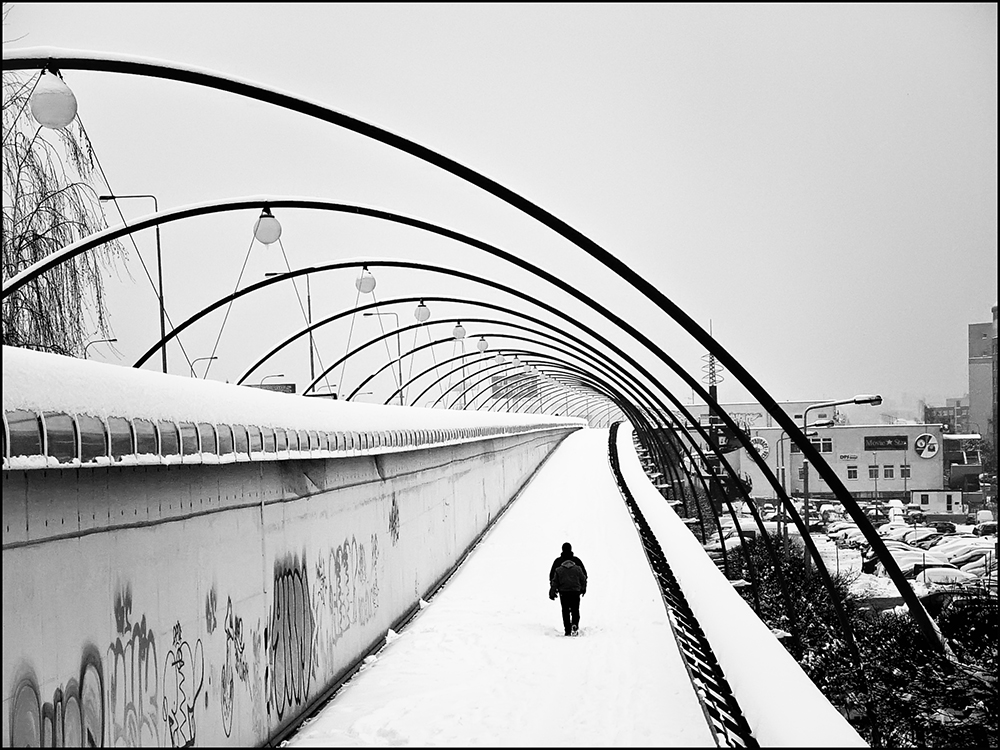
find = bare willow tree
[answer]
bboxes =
[2,66,124,356]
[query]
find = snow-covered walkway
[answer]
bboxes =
[286,428,715,747]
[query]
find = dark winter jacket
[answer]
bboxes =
[549,554,587,582]
[550,559,587,595]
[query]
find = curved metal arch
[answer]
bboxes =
[421,343,776,622]
[240,255,935,659]
[350,330,769,619]
[430,347,784,634]
[215,270,829,654]
[2,55,935,651]
[537,367,749,586]
[438,346,733,563]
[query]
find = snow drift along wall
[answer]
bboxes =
[2,428,574,747]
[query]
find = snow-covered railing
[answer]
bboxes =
[615,423,867,747]
[2,347,584,470]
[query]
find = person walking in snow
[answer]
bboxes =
[549,542,587,636]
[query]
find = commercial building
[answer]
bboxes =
[968,320,993,440]
[680,399,985,521]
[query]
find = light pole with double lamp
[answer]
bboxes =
[800,394,882,570]
[99,194,166,374]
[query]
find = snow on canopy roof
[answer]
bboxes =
[2,347,585,433]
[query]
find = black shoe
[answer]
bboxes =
[565,630,572,636]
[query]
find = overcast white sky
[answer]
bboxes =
[4,3,997,418]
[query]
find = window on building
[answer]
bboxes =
[883,465,894,479]
[920,494,929,506]
[809,437,834,453]
[790,442,801,454]
[847,465,858,480]
[946,495,953,511]
[869,465,879,479]
[900,464,911,479]
[798,466,806,480]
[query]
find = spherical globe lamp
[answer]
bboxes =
[476,336,488,353]
[355,268,376,294]
[453,322,466,340]
[30,71,78,129]
[414,301,431,323]
[253,208,282,245]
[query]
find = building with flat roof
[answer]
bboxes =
[969,320,993,440]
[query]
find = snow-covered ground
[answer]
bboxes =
[285,428,716,747]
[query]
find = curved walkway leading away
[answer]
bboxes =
[286,428,715,747]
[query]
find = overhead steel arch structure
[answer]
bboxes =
[3,178,901,734]
[2,52,944,737]
[0,54,940,662]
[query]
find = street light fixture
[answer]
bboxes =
[83,337,117,359]
[355,266,376,294]
[363,311,404,405]
[414,300,431,323]
[253,207,282,245]
[800,395,881,569]
[190,356,218,378]
[29,69,77,129]
[99,193,166,374]
[259,373,284,385]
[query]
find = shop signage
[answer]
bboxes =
[839,453,859,461]
[914,433,939,459]
[750,435,770,460]
[863,435,907,451]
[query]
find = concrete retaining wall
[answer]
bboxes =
[2,428,574,747]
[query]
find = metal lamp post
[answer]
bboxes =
[800,395,881,569]
[99,194,166,373]
[83,337,117,359]
[266,271,314,383]
[190,356,218,378]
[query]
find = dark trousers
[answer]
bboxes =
[558,591,581,634]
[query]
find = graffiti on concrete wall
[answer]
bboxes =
[265,555,316,721]
[388,495,400,545]
[204,586,218,635]
[219,596,250,737]
[312,533,382,674]
[161,622,204,748]
[9,646,105,747]
[107,586,160,747]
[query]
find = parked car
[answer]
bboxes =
[913,566,979,585]
[973,522,997,537]
[829,521,858,534]
[930,521,957,535]
[903,527,941,544]
[951,547,994,568]
[910,535,944,550]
